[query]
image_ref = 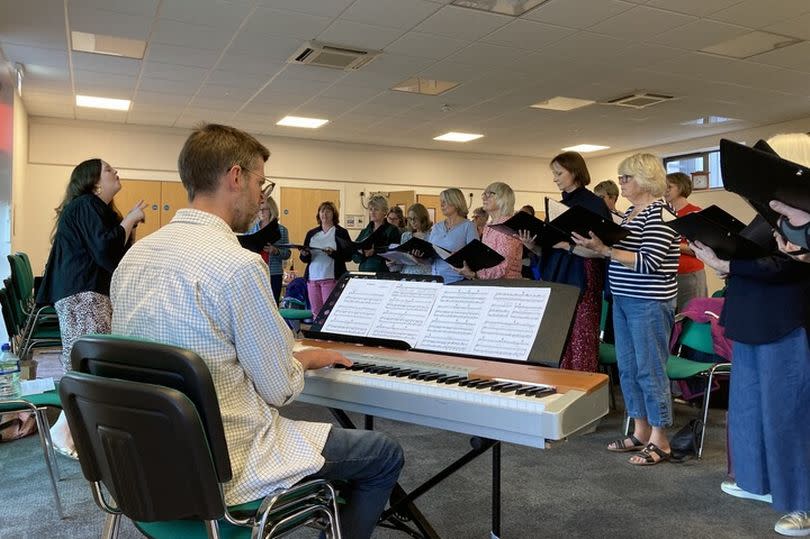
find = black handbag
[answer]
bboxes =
[670,418,703,462]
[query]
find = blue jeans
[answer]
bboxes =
[730,327,810,512]
[613,295,675,428]
[306,427,404,539]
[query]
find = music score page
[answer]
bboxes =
[319,278,550,361]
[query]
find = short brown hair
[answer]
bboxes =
[550,151,591,187]
[177,123,270,201]
[316,201,340,226]
[666,172,692,198]
[593,180,619,200]
[407,203,431,232]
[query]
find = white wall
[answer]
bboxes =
[23,118,560,271]
[12,91,28,253]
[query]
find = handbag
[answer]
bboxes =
[670,418,703,462]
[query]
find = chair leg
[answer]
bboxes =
[33,408,64,519]
[204,520,221,539]
[102,513,121,539]
[39,409,62,481]
[608,366,617,410]
[623,414,632,436]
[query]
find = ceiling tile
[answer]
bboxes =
[588,6,696,41]
[482,19,575,51]
[141,62,208,83]
[227,33,303,60]
[749,41,810,72]
[217,50,291,73]
[75,69,136,91]
[256,0,355,18]
[75,0,160,18]
[764,12,810,41]
[644,0,742,17]
[535,32,631,62]
[413,5,511,41]
[151,19,232,51]
[206,67,280,86]
[67,6,153,41]
[133,90,192,106]
[339,0,440,30]
[317,20,407,50]
[138,77,202,94]
[243,6,333,40]
[446,42,523,67]
[357,53,435,77]
[707,0,810,29]
[0,0,67,49]
[0,43,68,69]
[384,32,469,59]
[189,96,247,111]
[159,0,253,28]
[319,83,385,101]
[195,83,262,101]
[144,43,221,68]
[72,52,142,76]
[523,0,635,30]
[655,20,751,51]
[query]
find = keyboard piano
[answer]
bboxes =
[298,340,609,448]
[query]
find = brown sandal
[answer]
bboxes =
[606,435,645,452]
[629,442,671,466]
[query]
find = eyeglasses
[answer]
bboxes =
[239,167,276,196]
[482,191,496,198]
[617,174,634,184]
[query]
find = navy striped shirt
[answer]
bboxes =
[608,200,679,301]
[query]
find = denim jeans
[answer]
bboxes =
[613,295,675,428]
[306,427,404,539]
[730,327,810,512]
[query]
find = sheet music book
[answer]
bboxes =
[237,219,281,253]
[438,239,505,272]
[276,243,323,252]
[669,205,770,260]
[543,198,629,246]
[488,211,546,238]
[354,225,390,250]
[720,138,810,228]
[306,274,580,366]
[379,250,432,267]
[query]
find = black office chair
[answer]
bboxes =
[63,335,341,539]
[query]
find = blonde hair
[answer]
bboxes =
[485,181,515,216]
[440,188,469,218]
[266,197,279,221]
[767,133,810,167]
[617,153,666,197]
[367,194,388,212]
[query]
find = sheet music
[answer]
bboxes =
[319,278,552,361]
[545,197,569,221]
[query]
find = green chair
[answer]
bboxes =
[0,286,60,360]
[278,298,313,336]
[597,298,617,409]
[66,335,341,539]
[0,388,65,518]
[666,318,731,459]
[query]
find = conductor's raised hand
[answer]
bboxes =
[122,200,147,227]
[293,347,352,370]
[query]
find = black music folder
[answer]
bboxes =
[354,225,391,250]
[379,237,435,267]
[669,205,770,260]
[720,138,810,228]
[438,239,505,272]
[488,211,546,238]
[237,219,280,253]
[543,202,629,246]
[303,273,580,367]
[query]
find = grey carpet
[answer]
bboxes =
[0,353,779,538]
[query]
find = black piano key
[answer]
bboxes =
[532,388,556,398]
[422,373,442,381]
[394,369,417,377]
[434,375,452,383]
[488,382,512,391]
[492,382,521,392]
[457,378,478,387]
[385,368,403,376]
[465,379,490,388]
[407,371,425,379]
[374,366,396,374]
[333,363,347,369]
[440,376,464,384]
[474,380,498,389]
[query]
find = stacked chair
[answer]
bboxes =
[62,335,342,539]
[4,253,61,359]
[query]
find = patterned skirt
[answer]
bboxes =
[559,259,604,372]
[54,291,112,373]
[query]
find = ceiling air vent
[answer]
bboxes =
[288,41,381,71]
[602,92,675,109]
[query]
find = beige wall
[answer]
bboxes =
[11,92,27,253]
[22,118,560,271]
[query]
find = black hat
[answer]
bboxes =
[720,138,809,227]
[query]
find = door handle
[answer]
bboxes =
[163,204,170,211]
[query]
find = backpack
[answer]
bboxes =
[670,418,703,462]
[0,411,37,442]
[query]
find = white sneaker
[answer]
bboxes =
[775,512,810,537]
[720,479,773,503]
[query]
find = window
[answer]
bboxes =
[664,150,724,189]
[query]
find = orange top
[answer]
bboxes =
[677,203,705,274]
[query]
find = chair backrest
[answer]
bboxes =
[58,372,225,522]
[70,335,232,482]
[0,288,18,339]
[2,278,24,334]
[7,255,31,305]
[678,319,715,356]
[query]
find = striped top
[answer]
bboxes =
[608,200,680,301]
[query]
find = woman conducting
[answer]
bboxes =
[37,158,146,457]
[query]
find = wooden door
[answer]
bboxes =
[416,194,441,225]
[160,181,189,227]
[118,180,162,241]
[279,187,341,250]
[387,190,415,212]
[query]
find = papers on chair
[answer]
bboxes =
[20,377,55,396]
[669,205,770,260]
[319,278,551,361]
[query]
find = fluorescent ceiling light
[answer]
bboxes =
[76,95,131,111]
[451,0,551,16]
[276,116,329,128]
[434,132,484,142]
[561,144,609,153]
[392,77,459,96]
[531,96,595,111]
[681,116,739,126]
[71,31,146,59]
[700,31,800,59]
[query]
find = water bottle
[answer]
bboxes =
[0,343,21,399]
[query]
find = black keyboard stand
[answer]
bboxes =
[329,408,503,539]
